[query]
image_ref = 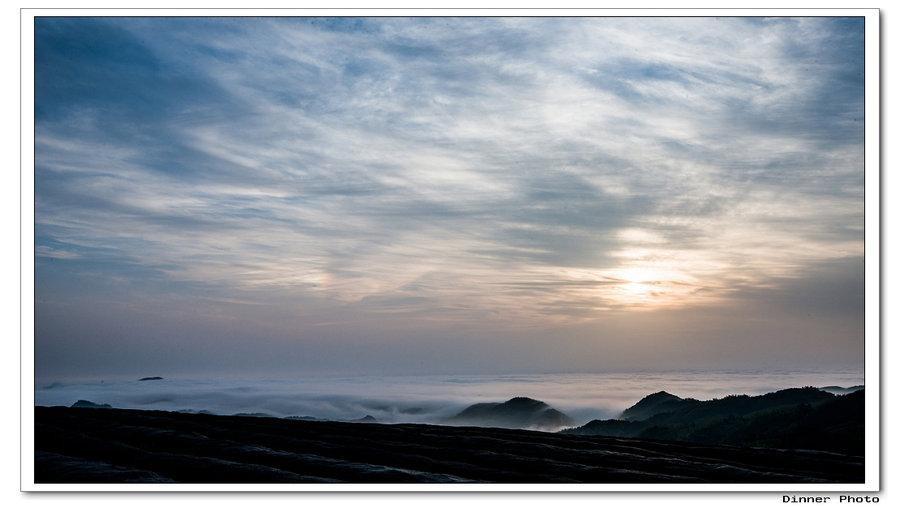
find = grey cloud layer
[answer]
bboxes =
[35,17,864,322]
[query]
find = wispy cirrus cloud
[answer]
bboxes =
[33,16,864,377]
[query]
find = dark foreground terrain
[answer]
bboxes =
[34,406,863,484]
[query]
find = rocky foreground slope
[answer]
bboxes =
[34,406,863,484]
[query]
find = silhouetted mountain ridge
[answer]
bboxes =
[617,386,836,425]
[562,387,863,455]
[620,391,687,421]
[443,396,574,431]
[70,400,112,409]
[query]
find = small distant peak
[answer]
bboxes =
[620,391,685,421]
[444,396,573,431]
[234,412,273,418]
[644,391,680,400]
[630,391,682,407]
[504,396,545,406]
[71,400,112,409]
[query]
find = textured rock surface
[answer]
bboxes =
[34,406,863,484]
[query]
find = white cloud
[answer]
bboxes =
[34,16,864,323]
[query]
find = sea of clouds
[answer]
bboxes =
[34,370,864,428]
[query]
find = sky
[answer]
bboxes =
[32,16,866,380]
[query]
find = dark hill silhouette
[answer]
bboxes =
[562,388,863,455]
[443,397,573,431]
[70,400,112,409]
[620,391,687,421]
[699,389,865,455]
[616,386,835,426]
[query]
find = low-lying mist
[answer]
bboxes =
[34,370,864,429]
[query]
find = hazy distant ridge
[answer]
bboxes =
[820,385,864,395]
[442,397,574,431]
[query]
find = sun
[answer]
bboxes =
[619,268,652,291]
[610,267,661,304]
